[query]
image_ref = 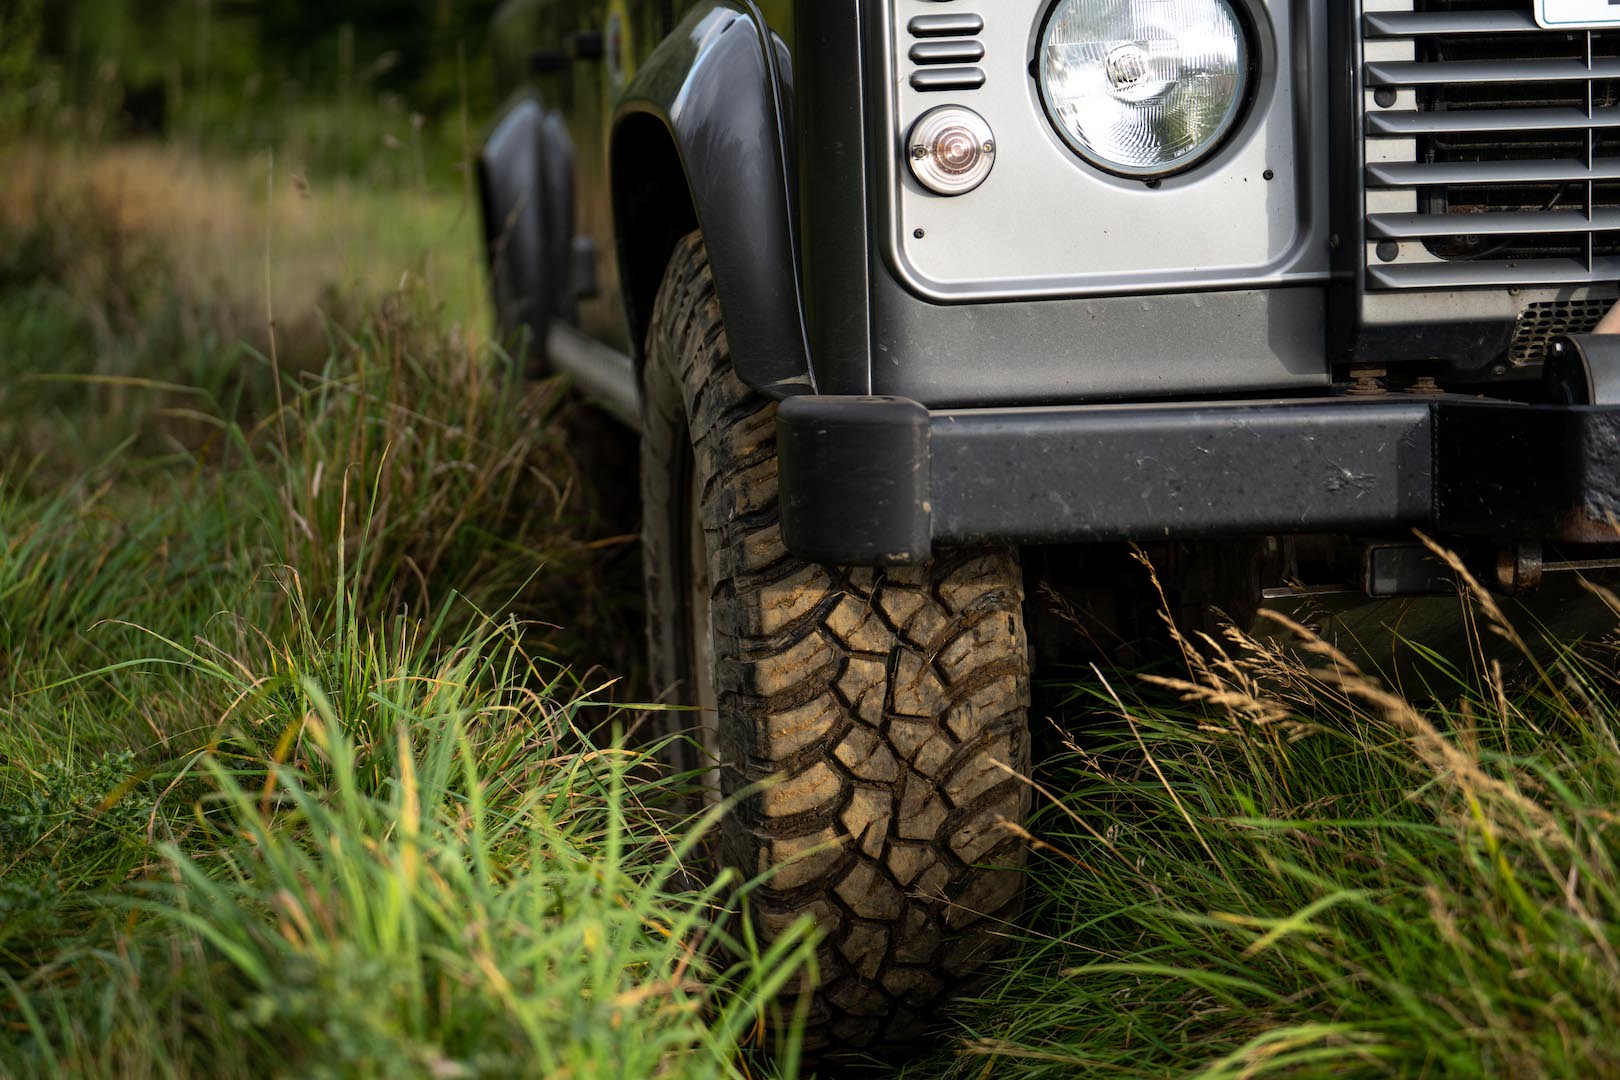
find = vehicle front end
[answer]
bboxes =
[782,0,1620,598]
[475,1,1620,1058]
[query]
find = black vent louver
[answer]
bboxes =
[906,11,985,92]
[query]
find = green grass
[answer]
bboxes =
[915,566,1620,1078]
[9,133,1620,1080]
[0,139,810,1078]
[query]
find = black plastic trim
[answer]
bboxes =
[611,2,814,399]
[1433,403,1620,544]
[793,0,873,396]
[1326,0,1363,364]
[777,396,930,564]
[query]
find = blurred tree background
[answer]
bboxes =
[1,0,505,179]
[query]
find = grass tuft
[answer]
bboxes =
[0,141,803,1078]
[926,567,1620,1079]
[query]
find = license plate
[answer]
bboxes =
[1536,0,1620,29]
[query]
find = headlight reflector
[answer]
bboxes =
[1037,0,1248,178]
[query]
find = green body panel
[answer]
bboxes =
[489,0,796,349]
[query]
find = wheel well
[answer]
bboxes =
[611,113,700,363]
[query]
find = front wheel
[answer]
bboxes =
[641,233,1032,1053]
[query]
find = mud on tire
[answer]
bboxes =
[641,232,1033,1053]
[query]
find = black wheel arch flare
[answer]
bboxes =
[610,1,815,398]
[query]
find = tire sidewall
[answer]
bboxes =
[640,306,707,776]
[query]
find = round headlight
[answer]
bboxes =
[1037,0,1249,179]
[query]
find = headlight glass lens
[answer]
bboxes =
[1037,0,1248,178]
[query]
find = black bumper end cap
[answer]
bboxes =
[777,395,932,566]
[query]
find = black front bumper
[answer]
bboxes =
[775,394,1620,566]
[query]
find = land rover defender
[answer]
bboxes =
[478,0,1620,1054]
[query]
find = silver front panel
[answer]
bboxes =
[878,0,1334,303]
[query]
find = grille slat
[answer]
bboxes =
[1370,159,1620,186]
[1368,208,1620,236]
[1369,106,1620,135]
[1370,256,1620,289]
[1361,0,1620,292]
[1366,11,1540,36]
[1366,57,1620,84]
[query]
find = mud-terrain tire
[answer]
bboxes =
[641,232,1033,1054]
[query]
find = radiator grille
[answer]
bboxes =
[1362,1,1620,289]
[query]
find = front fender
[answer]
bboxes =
[611,2,813,398]
[478,90,576,358]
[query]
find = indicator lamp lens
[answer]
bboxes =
[907,106,996,196]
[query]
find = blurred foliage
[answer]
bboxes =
[4,0,505,176]
[0,0,46,132]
